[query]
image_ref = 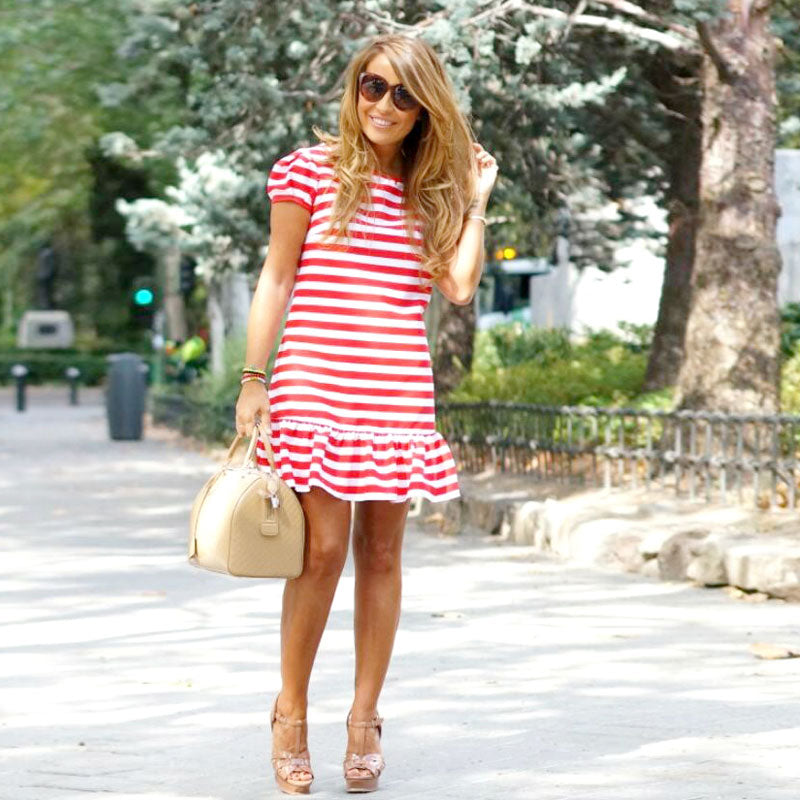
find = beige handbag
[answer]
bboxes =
[188,424,305,578]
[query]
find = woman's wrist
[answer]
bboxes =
[467,196,489,215]
[241,377,267,389]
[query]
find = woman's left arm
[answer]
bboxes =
[435,143,498,306]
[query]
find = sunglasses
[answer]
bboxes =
[358,72,421,112]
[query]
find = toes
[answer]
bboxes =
[347,767,370,778]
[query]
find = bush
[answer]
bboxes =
[781,302,800,360]
[149,317,291,444]
[457,323,650,407]
[150,332,267,443]
[473,323,572,370]
[185,333,250,408]
[0,349,122,386]
[781,343,800,413]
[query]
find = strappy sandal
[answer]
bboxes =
[270,693,313,795]
[343,709,385,793]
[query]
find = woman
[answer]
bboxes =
[235,33,498,794]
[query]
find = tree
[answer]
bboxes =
[99,0,796,411]
[491,1,790,412]
[0,0,184,342]
[641,52,702,391]
[101,0,641,378]
[675,0,782,412]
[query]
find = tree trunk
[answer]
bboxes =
[207,279,225,377]
[675,0,781,413]
[643,55,702,391]
[162,244,187,342]
[430,296,476,398]
[220,271,251,339]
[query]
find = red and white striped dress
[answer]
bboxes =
[255,143,461,503]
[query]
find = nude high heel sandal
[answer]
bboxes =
[270,694,313,795]
[343,710,385,793]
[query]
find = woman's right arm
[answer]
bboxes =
[235,201,311,437]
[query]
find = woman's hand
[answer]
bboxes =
[235,380,271,438]
[472,142,498,203]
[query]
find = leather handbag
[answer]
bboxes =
[188,424,305,578]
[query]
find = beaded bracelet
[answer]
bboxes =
[242,366,266,376]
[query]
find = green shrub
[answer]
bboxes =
[186,333,250,408]
[473,323,572,370]
[150,331,279,443]
[0,349,119,386]
[149,316,292,444]
[614,321,654,353]
[625,386,675,412]
[781,302,800,360]
[781,343,800,413]
[451,348,647,407]
[457,323,649,407]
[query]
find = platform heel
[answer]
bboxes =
[270,694,313,795]
[343,710,385,793]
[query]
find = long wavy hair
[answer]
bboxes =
[312,34,479,285]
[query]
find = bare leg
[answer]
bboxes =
[347,498,411,778]
[273,485,352,780]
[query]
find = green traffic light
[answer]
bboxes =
[134,287,154,306]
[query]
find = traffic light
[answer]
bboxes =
[131,275,156,326]
[179,256,197,296]
[494,246,518,261]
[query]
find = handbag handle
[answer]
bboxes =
[224,423,278,472]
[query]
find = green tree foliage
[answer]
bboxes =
[5,0,800,373]
[0,0,176,337]
[775,0,800,146]
[100,0,689,283]
[104,0,794,284]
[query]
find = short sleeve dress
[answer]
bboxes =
[255,143,461,504]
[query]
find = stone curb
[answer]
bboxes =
[418,477,800,602]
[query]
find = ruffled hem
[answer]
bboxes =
[254,417,461,504]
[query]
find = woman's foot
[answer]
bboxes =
[270,693,313,794]
[343,708,385,792]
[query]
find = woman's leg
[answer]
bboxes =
[273,485,352,771]
[347,497,411,775]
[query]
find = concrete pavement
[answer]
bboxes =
[1,386,799,800]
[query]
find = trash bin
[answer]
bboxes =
[106,353,147,440]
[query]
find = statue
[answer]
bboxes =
[35,242,58,310]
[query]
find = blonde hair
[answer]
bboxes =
[312,34,479,285]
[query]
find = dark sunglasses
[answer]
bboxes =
[358,72,420,112]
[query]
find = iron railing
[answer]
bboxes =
[150,393,800,511]
[436,401,800,511]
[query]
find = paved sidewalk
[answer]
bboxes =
[1,386,799,800]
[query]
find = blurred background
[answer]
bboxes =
[3,0,800,500]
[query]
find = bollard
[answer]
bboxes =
[10,364,28,412]
[65,366,81,406]
[105,353,147,440]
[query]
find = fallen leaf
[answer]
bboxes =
[749,642,800,660]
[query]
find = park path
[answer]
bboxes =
[0,386,798,800]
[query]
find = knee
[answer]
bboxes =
[303,535,348,579]
[354,534,401,575]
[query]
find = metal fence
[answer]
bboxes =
[150,393,800,511]
[436,401,800,511]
